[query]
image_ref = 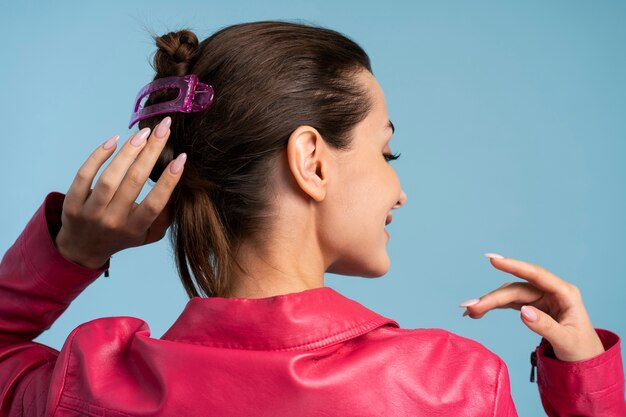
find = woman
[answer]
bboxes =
[0,21,623,416]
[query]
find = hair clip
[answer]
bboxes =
[129,74,215,129]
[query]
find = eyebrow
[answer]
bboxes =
[387,120,395,134]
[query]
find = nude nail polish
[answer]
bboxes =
[484,253,505,259]
[102,134,120,150]
[521,305,537,321]
[170,153,187,174]
[155,117,171,138]
[459,298,480,307]
[131,128,151,147]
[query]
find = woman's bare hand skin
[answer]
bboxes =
[460,254,605,362]
[54,117,186,270]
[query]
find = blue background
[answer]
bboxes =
[1,1,624,415]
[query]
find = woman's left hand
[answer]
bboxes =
[460,254,605,362]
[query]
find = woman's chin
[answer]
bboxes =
[326,252,390,278]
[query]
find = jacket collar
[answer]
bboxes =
[161,286,399,351]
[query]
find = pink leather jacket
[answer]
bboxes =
[0,192,624,417]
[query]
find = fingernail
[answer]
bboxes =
[459,298,480,307]
[155,117,171,139]
[170,153,187,175]
[521,305,537,321]
[131,128,151,147]
[102,134,120,150]
[484,252,505,259]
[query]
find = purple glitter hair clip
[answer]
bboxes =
[129,74,215,129]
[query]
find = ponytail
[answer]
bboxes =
[170,171,233,297]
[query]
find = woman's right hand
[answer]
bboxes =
[462,255,605,362]
[54,116,187,269]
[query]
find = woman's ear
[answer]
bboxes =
[286,125,329,202]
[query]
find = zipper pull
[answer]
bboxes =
[104,256,111,278]
[530,350,537,383]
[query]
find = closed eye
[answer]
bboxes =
[383,152,401,162]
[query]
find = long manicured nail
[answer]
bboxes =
[170,153,187,174]
[102,134,120,150]
[484,252,505,259]
[131,128,151,147]
[155,117,172,138]
[521,305,537,321]
[459,298,480,307]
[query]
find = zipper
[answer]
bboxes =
[530,350,537,383]
[104,256,111,277]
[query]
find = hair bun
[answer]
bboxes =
[141,29,199,182]
[152,29,200,77]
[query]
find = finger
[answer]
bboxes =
[129,153,187,233]
[64,134,120,213]
[108,117,172,215]
[485,255,568,294]
[86,127,152,210]
[520,305,570,350]
[462,282,543,319]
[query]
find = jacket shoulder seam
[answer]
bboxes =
[50,324,85,417]
[492,358,504,416]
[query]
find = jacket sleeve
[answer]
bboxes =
[0,192,108,416]
[536,328,626,417]
[493,357,518,416]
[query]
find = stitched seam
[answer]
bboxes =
[541,358,618,374]
[169,316,386,350]
[538,341,620,370]
[20,358,53,416]
[18,237,70,299]
[60,394,139,417]
[541,356,616,371]
[51,326,83,417]
[18,211,100,299]
[492,358,502,416]
[539,380,625,399]
[57,403,101,417]
[16,372,34,416]
[168,316,393,351]
[538,353,624,395]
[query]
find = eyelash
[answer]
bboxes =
[383,152,401,163]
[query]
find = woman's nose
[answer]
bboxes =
[394,189,407,209]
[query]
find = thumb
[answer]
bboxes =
[520,305,567,348]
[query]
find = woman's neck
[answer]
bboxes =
[228,235,326,299]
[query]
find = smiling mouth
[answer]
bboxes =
[385,213,393,226]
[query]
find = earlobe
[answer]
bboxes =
[286,126,328,202]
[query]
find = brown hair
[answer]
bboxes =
[138,21,373,298]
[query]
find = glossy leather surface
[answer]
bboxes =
[0,192,624,417]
